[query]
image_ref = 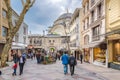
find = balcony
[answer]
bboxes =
[92,35,100,41]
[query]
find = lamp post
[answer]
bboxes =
[60,21,70,54]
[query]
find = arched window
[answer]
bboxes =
[84,35,89,45]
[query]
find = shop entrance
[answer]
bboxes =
[84,48,90,63]
[75,50,80,60]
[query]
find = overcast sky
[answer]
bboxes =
[11,0,82,34]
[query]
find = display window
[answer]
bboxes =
[93,47,106,63]
[113,40,120,62]
[84,48,90,62]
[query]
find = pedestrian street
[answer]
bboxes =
[0,59,110,80]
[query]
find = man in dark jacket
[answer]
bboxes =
[80,53,83,64]
[69,53,77,76]
[18,54,26,75]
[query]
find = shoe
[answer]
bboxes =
[12,73,14,76]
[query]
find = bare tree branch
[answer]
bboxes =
[1,0,35,67]
[13,0,35,35]
[30,0,35,7]
[4,0,13,30]
[21,0,25,6]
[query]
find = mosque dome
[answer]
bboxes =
[57,13,72,20]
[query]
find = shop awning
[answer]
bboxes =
[12,42,27,49]
[12,46,26,49]
[82,40,105,48]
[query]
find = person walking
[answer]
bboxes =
[61,51,69,75]
[12,62,17,76]
[11,50,18,63]
[69,53,77,76]
[80,53,83,64]
[36,51,41,64]
[33,52,36,59]
[18,54,26,75]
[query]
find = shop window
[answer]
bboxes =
[84,48,90,62]
[113,40,120,62]
[2,26,8,37]
[93,48,106,64]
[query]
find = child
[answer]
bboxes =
[12,62,17,76]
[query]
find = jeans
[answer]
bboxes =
[37,57,41,64]
[70,65,75,75]
[13,68,16,75]
[64,64,68,74]
[19,63,24,75]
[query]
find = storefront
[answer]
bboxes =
[74,50,81,60]
[0,43,5,57]
[108,39,120,70]
[83,48,90,63]
[113,40,120,62]
[93,47,106,66]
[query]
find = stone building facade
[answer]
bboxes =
[82,0,107,67]
[28,34,67,53]
[106,0,120,70]
[69,8,83,60]
[0,0,9,56]
[28,12,72,53]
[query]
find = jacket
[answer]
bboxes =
[13,63,17,69]
[61,54,69,65]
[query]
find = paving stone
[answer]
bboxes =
[0,59,109,80]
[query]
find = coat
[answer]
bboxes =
[61,54,69,65]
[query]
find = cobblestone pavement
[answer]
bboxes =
[0,59,108,80]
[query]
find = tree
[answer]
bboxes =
[61,21,70,54]
[0,0,35,67]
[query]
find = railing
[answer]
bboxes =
[92,35,100,41]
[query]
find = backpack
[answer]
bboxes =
[69,57,76,65]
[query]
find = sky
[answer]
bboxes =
[11,0,82,34]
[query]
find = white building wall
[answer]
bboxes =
[12,10,28,49]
